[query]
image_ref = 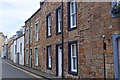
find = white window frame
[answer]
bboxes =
[35,47,38,66]
[30,26,33,43]
[48,46,52,68]
[58,9,61,33]
[35,22,38,41]
[26,28,29,44]
[48,16,51,36]
[26,48,28,64]
[70,2,76,28]
[71,43,77,72]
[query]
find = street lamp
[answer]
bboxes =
[103,35,106,80]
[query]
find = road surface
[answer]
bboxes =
[2,59,42,80]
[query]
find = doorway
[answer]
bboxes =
[17,53,19,64]
[56,45,62,77]
[30,48,32,68]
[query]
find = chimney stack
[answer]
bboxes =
[40,0,45,9]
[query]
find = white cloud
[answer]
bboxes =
[0,0,40,38]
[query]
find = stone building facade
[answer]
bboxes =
[24,1,119,78]
[7,36,14,60]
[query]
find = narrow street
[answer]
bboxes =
[2,59,42,79]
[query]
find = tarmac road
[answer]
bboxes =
[2,59,42,80]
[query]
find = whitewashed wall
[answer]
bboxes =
[13,40,17,63]
[17,36,24,65]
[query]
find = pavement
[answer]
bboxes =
[3,59,58,79]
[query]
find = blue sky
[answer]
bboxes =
[0,0,40,38]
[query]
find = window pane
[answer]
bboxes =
[26,49,28,64]
[58,21,61,32]
[35,48,38,66]
[71,2,74,13]
[48,16,51,26]
[48,26,51,36]
[72,44,75,56]
[74,2,76,13]
[72,44,76,56]
[26,30,28,44]
[35,23,38,41]
[48,16,51,36]
[37,26,38,40]
[73,58,77,69]
[48,47,51,68]
[72,14,76,27]
[35,49,36,64]
[58,10,61,21]
[36,49,38,65]
[49,57,51,67]
[48,47,51,56]
[30,27,32,42]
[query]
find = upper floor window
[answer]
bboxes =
[67,2,77,31]
[56,6,62,34]
[35,22,38,41]
[70,2,76,28]
[26,29,28,44]
[30,26,33,43]
[46,14,51,37]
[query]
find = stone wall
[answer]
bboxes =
[25,2,117,78]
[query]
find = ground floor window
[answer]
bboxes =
[68,41,78,75]
[26,49,28,64]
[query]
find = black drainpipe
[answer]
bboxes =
[29,19,31,68]
[16,38,17,64]
[61,1,64,78]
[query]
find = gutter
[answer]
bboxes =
[61,1,64,78]
[29,19,31,68]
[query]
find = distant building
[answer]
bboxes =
[7,36,14,60]
[13,26,25,65]
[0,32,7,57]
[2,38,8,59]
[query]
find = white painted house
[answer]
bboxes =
[13,26,25,65]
